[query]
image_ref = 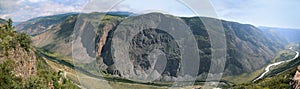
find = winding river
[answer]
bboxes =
[253,47,299,82]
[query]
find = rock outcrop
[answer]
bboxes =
[290,66,300,89]
[0,45,37,79]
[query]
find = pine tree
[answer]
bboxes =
[7,18,13,31]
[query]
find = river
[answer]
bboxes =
[253,47,299,82]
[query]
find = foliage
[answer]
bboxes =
[0,54,77,88]
[23,56,78,89]
[0,19,32,52]
[16,33,31,51]
[0,60,22,89]
[100,15,123,24]
[0,19,77,88]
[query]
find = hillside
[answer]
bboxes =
[16,12,286,83]
[228,62,297,89]
[227,44,300,88]
[0,19,77,88]
[229,56,300,89]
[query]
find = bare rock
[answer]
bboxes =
[290,66,300,89]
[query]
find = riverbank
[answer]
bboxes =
[253,47,299,82]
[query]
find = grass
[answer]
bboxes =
[222,67,265,84]
[37,48,74,64]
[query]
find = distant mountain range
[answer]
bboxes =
[0,18,6,24]
[14,12,290,83]
[260,26,300,43]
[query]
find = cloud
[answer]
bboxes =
[0,0,83,21]
[27,0,45,3]
[0,0,21,14]
[0,0,133,21]
[113,0,197,17]
[1,0,299,28]
[81,0,132,13]
[210,0,300,28]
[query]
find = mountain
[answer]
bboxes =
[219,21,284,76]
[260,27,300,43]
[12,22,21,26]
[0,18,6,24]
[106,11,137,16]
[16,12,285,83]
[14,12,135,36]
[0,19,77,88]
[15,13,79,36]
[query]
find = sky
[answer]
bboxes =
[0,0,299,28]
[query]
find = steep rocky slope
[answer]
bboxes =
[220,21,284,75]
[16,12,285,82]
[0,19,76,88]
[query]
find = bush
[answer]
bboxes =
[0,19,32,52]
[16,33,31,51]
[0,60,22,89]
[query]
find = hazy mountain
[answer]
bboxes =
[12,22,21,26]
[106,11,137,16]
[0,18,6,24]
[260,27,300,43]
[16,12,285,82]
[15,13,79,36]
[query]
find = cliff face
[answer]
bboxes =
[16,12,285,81]
[221,21,283,75]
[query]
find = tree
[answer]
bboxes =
[6,18,13,31]
[8,19,12,27]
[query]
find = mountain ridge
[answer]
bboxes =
[15,12,286,83]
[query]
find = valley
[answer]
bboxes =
[0,11,299,88]
[16,12,292,88]
[253,46,299,82]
